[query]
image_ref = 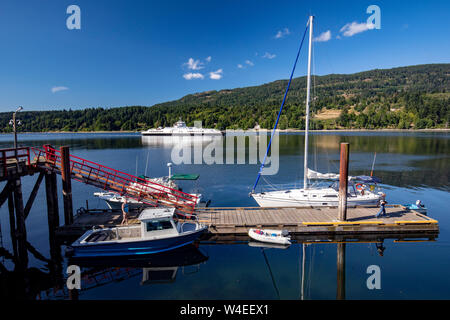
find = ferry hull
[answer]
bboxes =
[141,132,223,136]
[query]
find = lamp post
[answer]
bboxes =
[10,106,23,160]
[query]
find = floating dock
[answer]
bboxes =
[0,145,439,244]
[56,205,439,240]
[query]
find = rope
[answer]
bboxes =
[251,20,310,193]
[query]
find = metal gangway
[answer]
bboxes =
[31,145,197,216]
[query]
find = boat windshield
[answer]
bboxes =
[329,181,357,195]
[146,220,174,232]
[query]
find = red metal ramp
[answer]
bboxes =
[31,146,197,216]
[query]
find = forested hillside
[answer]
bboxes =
[1,64,448,132]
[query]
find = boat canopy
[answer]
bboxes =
[307,168,339,180]
[138,208,175,221]
[352,175,382,183]
[169,174,200,181]
[307,169,381,183]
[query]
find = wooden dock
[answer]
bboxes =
[56,205,439,240]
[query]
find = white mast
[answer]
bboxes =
[304,15,313,189]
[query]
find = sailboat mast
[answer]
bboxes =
[304,15,314,190]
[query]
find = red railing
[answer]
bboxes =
[0,147,31,177]
[31,145,197,216]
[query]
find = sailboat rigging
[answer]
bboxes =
[251,16,385,207]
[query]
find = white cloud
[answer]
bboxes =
[237,64,244,69]
[340,21,375,37]
[314,30,331,42]
[184,58,204,70]
[262,52,276,59]
[245,60,254,66]
[51,86,69,93]
[274,28,290,39]
[183,73,204,80]
[209,69,223,80]
[205,56,212,62]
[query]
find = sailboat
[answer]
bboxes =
[251,16,385,208]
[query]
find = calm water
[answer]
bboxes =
[0,131,449,299]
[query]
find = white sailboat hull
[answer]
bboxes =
[251,188,382,208]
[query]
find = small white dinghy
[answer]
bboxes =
[248,228,291,245]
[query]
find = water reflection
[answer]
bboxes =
[0,132,447,299]
[0,231,439,300]
[70,244,208,291]
[142,135,222,148]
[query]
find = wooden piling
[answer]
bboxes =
[336,242,346,300]
[7,189,18,257]
[12,178,28,266]
[60,146,73,225]
[338,143,349,221]
[45,172,60,232]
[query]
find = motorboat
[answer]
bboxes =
[248,228,291,245]
[94,168,206,211]
[67,207,207,257]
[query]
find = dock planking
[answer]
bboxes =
[192,205,439,236]
[56,205,439,238]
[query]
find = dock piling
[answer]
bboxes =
[338,143,349,221]
[60,146,73,225]
[12,177,28,266]
[336,242,346,300]
[45,172,60,232]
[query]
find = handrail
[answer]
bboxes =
[37,145,196,200]
[0,146,31,177]
[30,146,197,215]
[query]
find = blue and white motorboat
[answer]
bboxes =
[67,207,207,257]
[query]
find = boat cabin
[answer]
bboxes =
[138,207,179,239]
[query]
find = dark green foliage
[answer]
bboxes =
[0,64,448,132]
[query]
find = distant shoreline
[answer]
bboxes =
[2,128,449,134]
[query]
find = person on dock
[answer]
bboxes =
[375,196,388,218]
[121,197,129,225]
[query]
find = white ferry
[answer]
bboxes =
[141,119,222,136]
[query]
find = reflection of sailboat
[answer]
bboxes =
[251,16,384,207]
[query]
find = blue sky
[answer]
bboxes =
[0,0,449,112]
